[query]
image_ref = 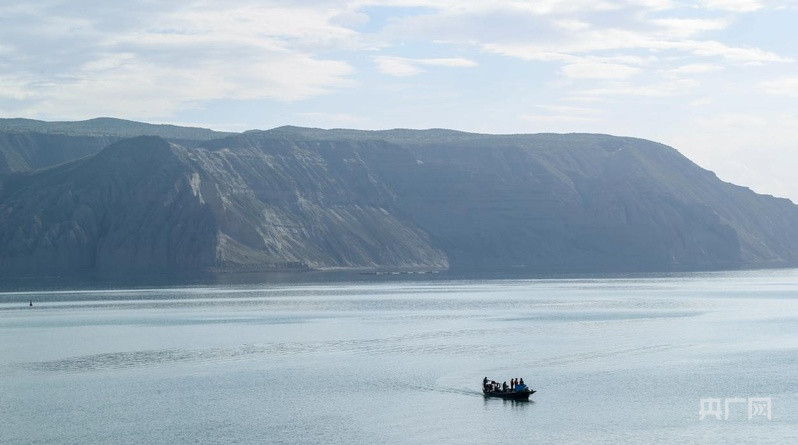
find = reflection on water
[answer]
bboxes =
[1,269,797,444]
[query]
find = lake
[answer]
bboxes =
[1,270,797,444]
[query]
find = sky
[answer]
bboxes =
[2,0,798,201]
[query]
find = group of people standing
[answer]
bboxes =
[482,376,527,393]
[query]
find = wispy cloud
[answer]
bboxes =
[375,0,790,93]
[562,62,641,80]
[2,0,790,119]
[480,27,788,65]
[666,63,723,76]
[650,17,731,37]
[697,0,764,12]
[0,1,360,119]
[374,56,477,76]
[572,78,700,99]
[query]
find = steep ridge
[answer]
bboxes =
[0,137,218,276]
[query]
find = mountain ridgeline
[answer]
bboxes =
[1,120,798,277]
[0,117,232,174]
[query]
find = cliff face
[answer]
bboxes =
[386,135,754,271]
[0,135,448,276]
[1,126,798,277]
[185,136,448,271]
[0,137,218,276]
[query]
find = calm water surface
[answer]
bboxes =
[1,270,797,444]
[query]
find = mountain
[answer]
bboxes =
[0,135,447,276]
[0,117,231,140]
[0,132,116,175]
[0,118,233,175]
[1,125,798,277]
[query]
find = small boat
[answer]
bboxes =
[483,387,535,400]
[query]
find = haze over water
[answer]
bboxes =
[2,270,796,444]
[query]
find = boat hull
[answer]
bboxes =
[483,389,535,400]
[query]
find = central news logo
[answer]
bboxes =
[699,397,772,421]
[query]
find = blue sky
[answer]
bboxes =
[2,0,798,201]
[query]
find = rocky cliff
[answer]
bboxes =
[0,135,448,276]
[1,125,798,277]
[0,137,219,275]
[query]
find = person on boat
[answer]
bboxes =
[519,378,524,386]
[502,381,508,392]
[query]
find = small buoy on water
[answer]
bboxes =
[29,300,33,307]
